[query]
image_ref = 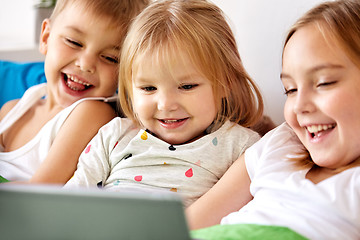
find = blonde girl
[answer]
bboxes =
[65,0,263,207]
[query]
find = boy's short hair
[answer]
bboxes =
[50,0,149,45]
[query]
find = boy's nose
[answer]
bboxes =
[75,53,96,73]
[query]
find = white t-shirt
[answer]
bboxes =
[221,122,360,239]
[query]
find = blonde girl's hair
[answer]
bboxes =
[119,0,263,129]
[50,0,149,45]
[283,0,360,172]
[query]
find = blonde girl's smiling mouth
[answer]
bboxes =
[158,118,189,129]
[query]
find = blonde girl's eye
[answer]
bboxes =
[65,38,83,48]
[180,84,199,90]
[141,86,157,92]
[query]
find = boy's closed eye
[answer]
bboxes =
[65,37,83,48]
[63,36,119,64]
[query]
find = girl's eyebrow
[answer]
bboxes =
[308,63,344,73]
[280,63,344,80]
[134,72,204,82]
[133,77,150,83]
[132,77,156,87]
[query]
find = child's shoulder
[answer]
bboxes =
[103,116,134,126]
[224,121,261,141]
[72,99,116,115]
[71,99,115,119]
[261,122,298,144]
[96,117,139,143]
[99,117,138,133]
[63,99,117,134]
[248,122,302,159]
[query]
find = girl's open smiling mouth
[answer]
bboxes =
[158,118,189,129]
[306,123,336,138]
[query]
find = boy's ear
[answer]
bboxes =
[39,19,51,55]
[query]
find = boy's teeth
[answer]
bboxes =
[306,124,334,133]
[67,74,91,86]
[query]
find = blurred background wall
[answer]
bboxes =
[0,0,328,124]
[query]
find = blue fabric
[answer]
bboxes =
[0,60,46,108]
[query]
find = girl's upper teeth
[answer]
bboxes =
[164,119,180,123]
[67,74,91,86]
[306,124,334,133]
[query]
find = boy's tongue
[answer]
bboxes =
[66,79,86,91]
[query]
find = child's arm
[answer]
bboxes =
[0,100,19,151]
[0,99,19,121]
[186,154,252,230]
[64,120,112,188]
[29,100,116,184]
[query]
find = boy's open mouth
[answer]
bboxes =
[306,124,336,138]
[63,73,93,91]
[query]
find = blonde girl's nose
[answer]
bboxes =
[157,90,178,112]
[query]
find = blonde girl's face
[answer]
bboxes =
[131,51,217,145]
[39,3,121,108]
[282,24,360,170]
